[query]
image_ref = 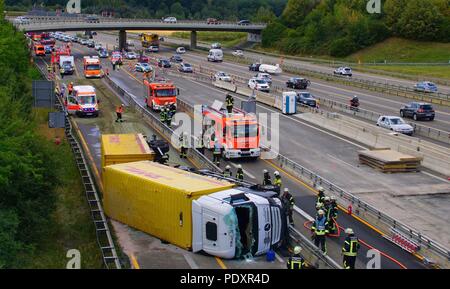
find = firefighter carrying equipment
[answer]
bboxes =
[342,233,360,269]
[236,165,244,181]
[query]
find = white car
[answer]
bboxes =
[147,45,159,52]
[163,17,177,23]
[376,116,414,136]
[259,63,282,74]
[94,43,103,50]
[214,71,231,82]
[248,78,270,92]
[125,52,138,59]
[135,62,152,73]
[14,16,30,25]
[232,50,244,57]
[334,67,352,77]
[255,72,272,84]
[211,42,221,49]
[176,47,186,54]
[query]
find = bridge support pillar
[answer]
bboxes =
[190,31,197,50]
[119,30,127,51]
[247,32,262,43]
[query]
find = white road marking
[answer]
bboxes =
[229,163,256,179]
[327,154,359,169]
[183,254,199,269]
[274,252,284,263]
[421,171,450,184]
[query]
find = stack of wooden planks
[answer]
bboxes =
[358,149,422,173]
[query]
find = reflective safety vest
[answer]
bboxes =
[160,110,167,121]
[236,169,244,180]
[116,106,123,114]
[342,236,360,257]
[213,143,222,154]
[287,256,305,269]
[311,216,328,235]
[226,96,233,107]
[223,169,231,177]
[179,135,188,147]
[196,137,204,149]
[283,193,295,208]
[274,176,282,187]
[317,193,325,205]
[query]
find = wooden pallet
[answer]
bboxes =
[358,149,422,173]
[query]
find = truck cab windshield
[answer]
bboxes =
[79,95,96,104]
[86,64,100,70]
[232,124,258,138]
[155,88,176,97]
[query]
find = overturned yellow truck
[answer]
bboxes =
[101,135,287,259]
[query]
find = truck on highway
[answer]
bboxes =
[141,33,160,48]
[207,49,223,62]
[33,43,45,56]
[143,79,179,111]
[64,85,99,117]
[103,160,286,259]
[59,55,75,75]
[202,105,261,159]
[83,56,102,78]
[51,45,71,66]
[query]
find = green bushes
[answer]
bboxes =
[0,5,60,268]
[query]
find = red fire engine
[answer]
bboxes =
[143,79,179,111]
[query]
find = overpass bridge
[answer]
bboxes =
[11,16,267,50]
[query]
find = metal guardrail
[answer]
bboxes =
[223,53,450,105]
[163,63,450,262]
[35,62,122,269]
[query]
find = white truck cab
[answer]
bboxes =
[192,187,285,259]
[207,49,223,62]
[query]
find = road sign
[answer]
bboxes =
[48,112,66,128]
[33,80,55,108]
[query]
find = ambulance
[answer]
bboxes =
[83,56,103,78]
[65,85,99,117]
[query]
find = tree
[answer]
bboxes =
[253,6,277,23]
[170,2,185,19]
[281,0,319,27]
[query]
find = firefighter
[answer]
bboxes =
[213,139,222,167]
[282,188,295,225]
[115,104,124,122]
[273,171,282,190]
[47,64,52,73]
[311,209,328,254]
[287,246,306,269]
[342,228,360,269]
[179,132,188,159]
[160,107,167,123]
[68,82,73,95]
[236,164,244,181]
[315,202,324,213]
[323,196,331,218]
[60,65,65,79]
[165,106,172,127]
[169,103,177,117]
[327,196,338,234]
[195,134,205,155]
[225,94,234,114]
[262,169,272,186]
[223,165,232,178]
[317,186,325,206]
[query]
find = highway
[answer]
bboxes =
[158,35,450,95]
[110,33,450,140]
[36,35,450,268]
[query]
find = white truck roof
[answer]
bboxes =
[73,85,96,94]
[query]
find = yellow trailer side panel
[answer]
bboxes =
[101,133,154,168]
[103,161,233,249]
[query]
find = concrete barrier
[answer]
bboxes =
[212,79,237,92]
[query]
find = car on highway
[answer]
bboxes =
[135,62,153,73]
[334,66,352,77]
[248,78,270,92]
[72,36,80,43]
[238,19,251,25]
[62,35,71,42]
[232,50,244,57]
[214,71,232,82]
[85,15,100,23]
[178,63,193,73]
[44,45,53,54]
[170,55,183,63]
[111,52,123,65]
[413,81,438,93]
[255,72,272,84]
[211,42,221,49]
[376,116,414,136]
[125,52,138,60]
[296,92,317,108]
[207,18,219,24]
[163,17,177,23]
[158,58,171,68]
[94,43,103,50]
[138,55,149,63]
[14,16,30,25]
[176,47,186,54]
[249,63,261,71]
[286,77,310,89]
[147,45,159,53]
[87,40,95,48]
[80,39,89,45]
[400,102,435,121]
[98,49,109,58]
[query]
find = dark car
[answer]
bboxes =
[158,58,171,68]
[400,102,435,121]
[238,19,251,25]
[296,92,317,107]
[249,63,261,71]
[170,55,183,63]
[61,62,74,75]
[286,77,310,89]
[207,18,219,24]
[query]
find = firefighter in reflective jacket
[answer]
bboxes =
[311,209,328,254]
[282,188,295,225]
[160,107,167,123]
[179,132,188,159]
[327,196,338,234]
[165,105,172,127]
[115,104,124,122]
[68,82,73,95]
[273,171,282,188]
[317,186,325,206]
[236,164,244,181]
[287,246,306,269]
[195,134,205,155]
[225,94,234,114]
[223,165,232,177]
[262,169,272,186]
[342,228,360,269]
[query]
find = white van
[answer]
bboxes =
[207,49,223,62]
